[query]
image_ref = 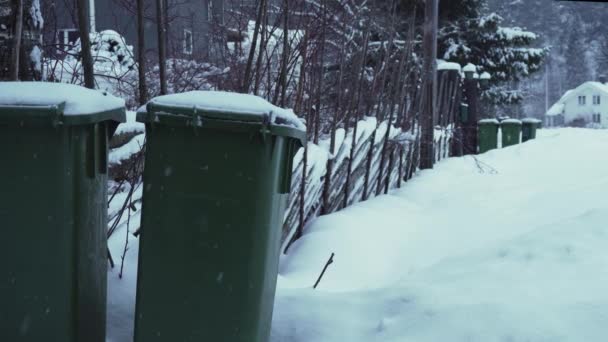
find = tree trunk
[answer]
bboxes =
[77,0,95,88]
[242,0,266,93]
[137,0,148,104]
[156,0,167,94]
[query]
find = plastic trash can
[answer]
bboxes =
[500,119,522,148]
[0,82,126,342]
[522,118,541,142]
[477,119,499,153]
[134,91,305,342]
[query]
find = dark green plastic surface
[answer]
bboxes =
[459,104,469,124]
[134,104,303,342]
[478,121,499,154]
[501,121,522,148]
[0,104,125,342]
[521,121,539,143]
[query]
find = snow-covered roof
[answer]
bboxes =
[0,82,125,115]
[141,91,305,130]
[546,103,564,117]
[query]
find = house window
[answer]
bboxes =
[578,95,587,106]
[593,113,602,123]
[593,95,601,105]
[57,29,80,50]
[183,29,193,55]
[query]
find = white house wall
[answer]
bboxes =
[561,83,608,128]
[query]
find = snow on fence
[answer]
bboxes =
[281,68,462,251]
[280,118,454,252]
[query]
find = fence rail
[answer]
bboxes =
[280,68,463,251]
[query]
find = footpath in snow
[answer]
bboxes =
[107,128,608,342]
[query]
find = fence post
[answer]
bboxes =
[463,66,479,155]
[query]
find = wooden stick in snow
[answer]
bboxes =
[313,253,334,289]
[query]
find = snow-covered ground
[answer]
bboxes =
[107,128,608,341]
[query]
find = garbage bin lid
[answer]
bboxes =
[521,118,542,124]
[138,91,306,144]
[0,82,126,125]
[500,119,522,125]
[478,119,499,125]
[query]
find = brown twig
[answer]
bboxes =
[313,252,335,289]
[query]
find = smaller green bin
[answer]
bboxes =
[134,91,305,342]
[522,118,541,142]
[500,119,522,148]
[459,103,469,124]
[477,119,499,153]
[0,82,126,342]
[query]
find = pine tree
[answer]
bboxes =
[440,10,546,107]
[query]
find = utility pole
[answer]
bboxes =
[137,0,148,104]
[156,0,168,95]
[77,0,95,88]
[9,0,23,81]
[419,0,438,170]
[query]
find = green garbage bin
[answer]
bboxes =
[477,119,499,153]
[0,82,126,342]
[134,91,305,342]
[522,118,541,142]
[500,119,522,148]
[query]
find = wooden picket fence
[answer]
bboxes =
[280,68,462,251]
[280,119,456,251]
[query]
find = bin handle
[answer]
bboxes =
[260,112,273,143]
[99,123,108,174]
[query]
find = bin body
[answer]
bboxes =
[501,120,522,148]
[134,94,304,342]
[0,82,125,342]
[522,119,540,142]
[477,119,499,153]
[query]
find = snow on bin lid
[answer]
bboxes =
[522,118,542,124]
[462,63,477,73]
[478,118,499,124]
[141,91,306,130]
[437,60,461,72]
[0,82,125,116]
[501,119,522,125]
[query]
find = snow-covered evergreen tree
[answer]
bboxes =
[439,9,546,109]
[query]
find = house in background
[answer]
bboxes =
[545,80,608,128]
[43,0,229,61]
[43,0,281,62]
